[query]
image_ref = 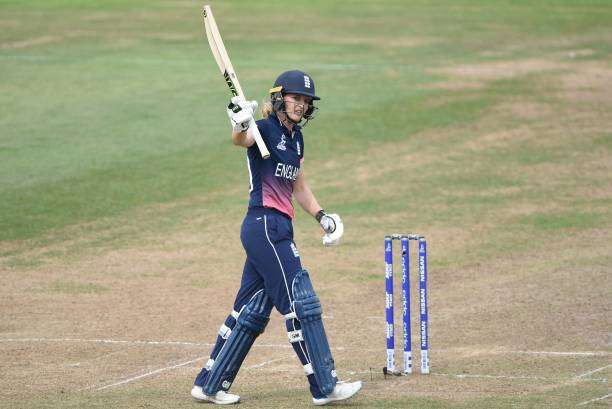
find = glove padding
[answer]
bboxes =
[319,213,337,234]
[321,213,343,246]
[227,96,258,133]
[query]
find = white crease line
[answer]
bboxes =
[94,355,292,390]
[237,368,606,383]
[0,337,215,347]
[95,355,208,391]
[383,371,606,383]
[0,337,292,349]
[431,349,611,357]
[510,350,611,357]
[577,392,612,406]
[0,338,605,357]
[244,356,292,370]
[574,364,612,379]
[434,373,561,381]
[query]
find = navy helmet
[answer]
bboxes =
[269,70,319,124]
[270,70,320,101]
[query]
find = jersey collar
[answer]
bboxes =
[270,111,301,136]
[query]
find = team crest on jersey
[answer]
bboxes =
[277,134,287,151]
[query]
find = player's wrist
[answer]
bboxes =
[315,209,326,222]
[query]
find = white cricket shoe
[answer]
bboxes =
[312,380,363,406]
[191,385,240,405]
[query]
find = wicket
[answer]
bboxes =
[384,234,430,375]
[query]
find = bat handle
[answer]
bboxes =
[250,118,270,159]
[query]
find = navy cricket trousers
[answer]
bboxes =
[194,207,326,398]
[234,207,302,314]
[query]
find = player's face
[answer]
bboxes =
[284,94,312,122]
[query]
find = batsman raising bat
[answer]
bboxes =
[191,67,360,405]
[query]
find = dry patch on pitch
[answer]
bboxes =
[356,227,611,404]
[428,58,567,90]
[323,35,436,49]
[557,60,612,106]
[144,32,197,41]
[0,209,353,400]
[0,10,197,52]
[428,54,612,122]
[351,141,431,184]
[553,48,597,59]
[446,58,564,80]
[1,194,610,405]
[0,35,63,49]
[492,100,555,121]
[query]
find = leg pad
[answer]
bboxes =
[291,270,337,395]
[202,290,271,395]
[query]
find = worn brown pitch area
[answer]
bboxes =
[1,195,610,407]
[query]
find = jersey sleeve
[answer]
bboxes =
[248,119,269,158]
[255,118,269,141]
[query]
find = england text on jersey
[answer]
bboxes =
[274,163,299,181]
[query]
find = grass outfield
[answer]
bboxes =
[1,0,611,407]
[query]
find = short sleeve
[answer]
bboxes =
[255,118,269,141]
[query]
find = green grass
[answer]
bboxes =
[1,1,609,241]
[521,211,604,231]
[1,0,609,242]
[1,1,611,408]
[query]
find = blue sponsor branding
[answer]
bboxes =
[419,255,425,281]
[386,292,393,308]
[420,288,427,314]
[386,322,394,338]
[385,263,393,278]
[421,321,428,348]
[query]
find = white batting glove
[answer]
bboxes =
[316,210,344,246]
[227,97,258,133]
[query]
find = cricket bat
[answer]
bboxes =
[202,5,270,159]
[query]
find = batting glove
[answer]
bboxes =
[227,96,258,133]
[316,210,344,246]
[316,210,336,234]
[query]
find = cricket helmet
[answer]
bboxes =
[270,70,320,101]
[269,70,319,124]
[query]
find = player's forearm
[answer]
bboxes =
[294,182,323,217]
[232,128,254,148]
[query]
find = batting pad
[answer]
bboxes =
[291,270,338,395]
[203,290,271,395]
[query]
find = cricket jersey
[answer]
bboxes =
[246,112,304,219]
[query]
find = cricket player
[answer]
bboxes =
[191,70,362,405]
